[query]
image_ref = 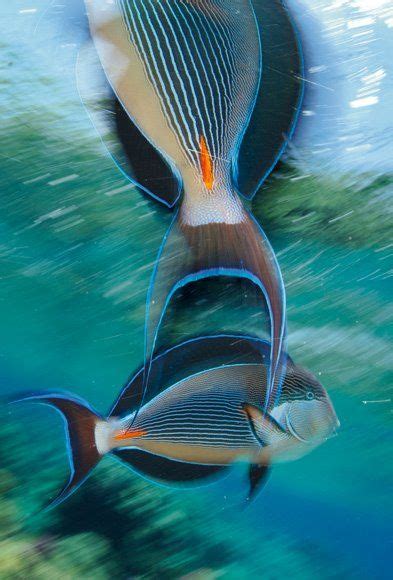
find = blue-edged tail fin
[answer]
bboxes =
[137,210,287,419]
[11,393,103,510]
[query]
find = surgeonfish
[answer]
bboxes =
[12,335,338,508]
[82,0,304,407]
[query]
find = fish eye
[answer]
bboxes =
[306,391,314,401]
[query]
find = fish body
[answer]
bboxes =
[86,0,260,220]
[106,362,336,468]
[107,365,272,466]
[83,0,304,404]
[12,335,338,508]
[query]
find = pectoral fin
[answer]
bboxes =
[246,463,270,504]
[242,403,286,446]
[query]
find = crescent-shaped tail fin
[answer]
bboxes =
[10,393,104,510]
[132,210,287,421]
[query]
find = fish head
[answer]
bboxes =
[274,365,340,446]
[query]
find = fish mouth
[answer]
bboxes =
[328,417,341,439]
[325,401,341,438]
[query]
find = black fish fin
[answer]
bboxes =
[138,211,286,412]
[109,333,280,418]
[235,0,304,198]
[246,463,271,504]
[11,392,104,510]
[76,42,181,208]
[112,449,226,487]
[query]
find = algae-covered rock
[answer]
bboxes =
[47,533,115,578]
[253,166,391,249]
[0,538,42,578]
[0,401,359,579]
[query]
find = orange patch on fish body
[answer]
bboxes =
[114,428,147,441]
[200,135,214,190]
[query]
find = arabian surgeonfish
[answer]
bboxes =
[12,335,338,508]
[81,1,304,406]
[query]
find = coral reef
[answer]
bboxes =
[0,412,352,579]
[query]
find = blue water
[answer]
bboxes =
[0,1,391,578]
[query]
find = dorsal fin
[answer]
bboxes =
[235,0,304,198]
[76,42,181,208]
[109,334,280,418]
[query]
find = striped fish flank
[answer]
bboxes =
[85,0,304,410]
[119,1,258,170]
[12,335,339,507]
[127,365,263,448]
[112,358,337,468]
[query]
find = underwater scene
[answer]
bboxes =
[0,0,392,578]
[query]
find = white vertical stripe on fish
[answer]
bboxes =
[118,0,193,164]
[118,0,259,175]
[134,0,197,157]
[177,1,233,156]
[132,0,201,163]
[146,0,201,147]
[118,2,185,157]
[162,1,219,156]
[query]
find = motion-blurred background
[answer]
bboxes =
[0,1,391,577]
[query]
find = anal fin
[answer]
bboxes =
[112,448,225,487]
[246,463,270,503]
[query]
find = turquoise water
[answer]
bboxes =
[1,1,392,578]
